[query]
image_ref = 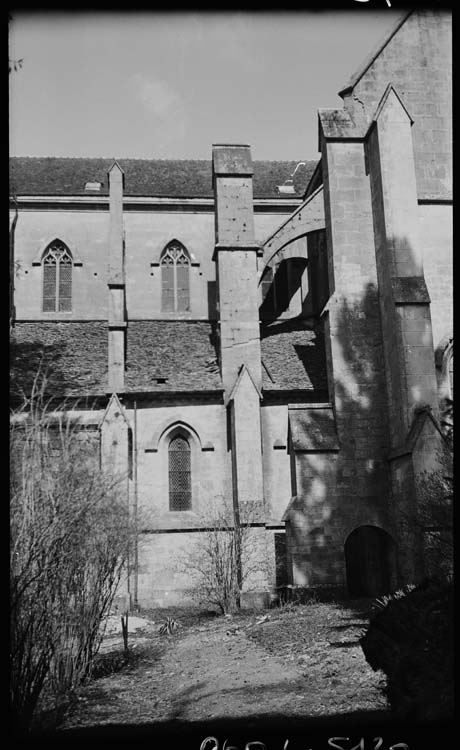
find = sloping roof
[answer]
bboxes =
[10,320,222,402]
[9,157,318,199]
[11,318,328,402]
[10,321,109,401]
[125,320,221,392]
[260,320,327,393]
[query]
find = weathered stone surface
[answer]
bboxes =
[340,10,452,200]
[9,11,452,606]
[390,276,430,304]
[212,144,253,177]
[288,404,339,451]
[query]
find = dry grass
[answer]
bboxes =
[244,598,388,716]
[55,597,388,731]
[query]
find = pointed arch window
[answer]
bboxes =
[42,240,73,312]
[168,435,192,511]
[160,241,190,313]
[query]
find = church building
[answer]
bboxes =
[10,9,452,607]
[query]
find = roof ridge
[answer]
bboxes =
[10,155,317,164]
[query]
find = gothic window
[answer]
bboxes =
[42,240,73,312]
[168,435,192,511]
[160,241,190,312]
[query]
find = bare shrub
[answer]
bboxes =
[10,382,135,732]
[181,498,268,614]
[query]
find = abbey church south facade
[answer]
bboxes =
[10,10,452,608]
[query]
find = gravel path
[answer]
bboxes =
[61,608,388,730]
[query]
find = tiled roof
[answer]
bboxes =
[10,321,109,402]
[125,321,222,392]
[260,320,327,393]
[9,157,318,199]
[10,320,222,403]
[10,318,327,403]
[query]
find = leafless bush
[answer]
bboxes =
[181,498,268,614]
[10,381,135,732]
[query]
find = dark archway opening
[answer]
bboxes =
[344,525,396,597]
[259,257,307,320]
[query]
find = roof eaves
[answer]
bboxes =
[122,389,224,400]
[303,159,322,199]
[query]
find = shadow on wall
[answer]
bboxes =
[207,280,217,318]
[287,282,400,597]
[259,258,308,320]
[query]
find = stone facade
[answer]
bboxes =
[10,10,452,606]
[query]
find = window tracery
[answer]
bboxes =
[42,240,72,312]
[168,434,192,511]
[160,241,190,313]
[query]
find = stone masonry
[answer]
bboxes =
[10,10,452,605]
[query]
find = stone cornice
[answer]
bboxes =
[212,242,263,261]
[9,195,302,214]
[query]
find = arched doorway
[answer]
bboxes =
[344,526,396,597]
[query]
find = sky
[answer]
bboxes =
[9,9,406,161]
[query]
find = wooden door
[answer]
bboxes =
[345,526,394,597]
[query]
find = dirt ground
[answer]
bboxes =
[59,599,390,733]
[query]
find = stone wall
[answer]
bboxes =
[217,251,262,390]
[342,10,452,201]
[260,404,291,525]
[136,525,275,609]
[12,206,292,321]
[283,130,393,591]
[418,204,453,352]
[131,402,231,530]
[12,210,109,319]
